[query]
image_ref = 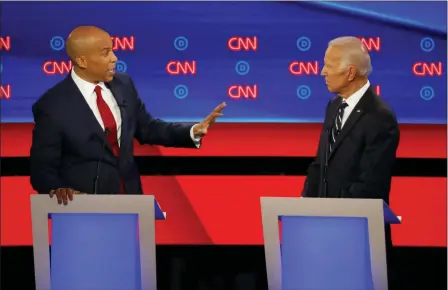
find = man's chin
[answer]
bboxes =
[326,85,337,93]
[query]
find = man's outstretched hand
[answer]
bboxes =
[193,102,226,137]
[49,188,82,205]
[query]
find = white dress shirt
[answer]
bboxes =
[340,80,370,128]
[71,69,200,147]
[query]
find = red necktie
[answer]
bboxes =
[94,86,125,194]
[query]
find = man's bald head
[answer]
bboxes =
[66,26,110,64]
[66,26,117,83]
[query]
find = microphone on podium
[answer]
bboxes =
[93,128,109,195]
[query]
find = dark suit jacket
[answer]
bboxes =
[303,86,400,203]
[302,86,400,285]
[30,73,198,195]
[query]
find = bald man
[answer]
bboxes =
[30,26,226,204]
[302,36,399,287]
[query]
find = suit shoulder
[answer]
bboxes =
[368,96,399,134]
[370,94,396,120]
[111,72,134,86]
[109,73,140,102]
[32,80,67,113]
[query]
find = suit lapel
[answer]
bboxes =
[317,99,339,167]
[106,80,128,153]
[327,99,341,129]
[64,76,114,153]
[328,87,373,160]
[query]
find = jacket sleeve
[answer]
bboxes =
[30,103,66,193]
[130,78,198,148]
[341,113,399,199]
[302,100,333,197]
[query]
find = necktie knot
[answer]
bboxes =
[339,101,348,110]
[94,85,102,95]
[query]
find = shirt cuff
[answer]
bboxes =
[190,124,201,148]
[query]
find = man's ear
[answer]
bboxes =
[76,55,87,69]
[347,66,357,82]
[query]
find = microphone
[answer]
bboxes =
[93,128,109,195]
[323,125,332,198]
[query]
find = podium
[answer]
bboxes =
[260,197,401,290]
[30,194,166,290]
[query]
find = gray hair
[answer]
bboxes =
[328,36,372,76]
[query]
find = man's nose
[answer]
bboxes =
[111,52,118,62]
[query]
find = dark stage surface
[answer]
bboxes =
[1,245,446,290]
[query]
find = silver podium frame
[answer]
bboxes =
[261,197,395,290]
[30,194,158,290]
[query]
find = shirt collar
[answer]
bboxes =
[343,80,370,108]
[71,69,108,97]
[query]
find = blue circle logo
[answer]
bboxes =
[115,60,127,73]
[0,63,2,74]
[174,36,188,51]
[296,36,311,52]
[50,36,65,51]
[420,37,435,52]
[174,85,189,99]
[235,61,250,75]
[297,85,311,99]
[420,86,434,100]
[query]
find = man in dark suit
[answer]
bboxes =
[30,26,226,205]
[302,36,400,287]
[303,36,399,202]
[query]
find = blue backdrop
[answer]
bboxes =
[0,1,446,124]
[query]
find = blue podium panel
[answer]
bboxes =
[280,216,373,290]
[50,213,142,290]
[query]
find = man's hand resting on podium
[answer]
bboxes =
[49,188,82,205]
[192,102,226,138]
